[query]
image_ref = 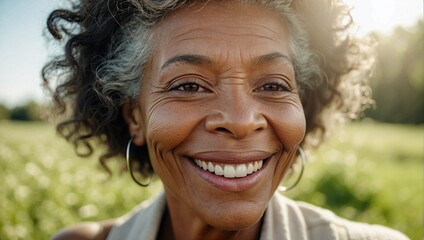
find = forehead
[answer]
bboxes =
[150,2,291,68]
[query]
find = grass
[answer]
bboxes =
[0,120,422,239]
[286,121,423,239]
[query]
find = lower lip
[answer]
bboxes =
[187,157,271,192]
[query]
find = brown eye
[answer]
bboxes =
[169,80,209,93]
[180,83,200,92]
[263,83,281,91]
[257,82,291,92]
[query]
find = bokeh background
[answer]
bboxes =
[0,0,423,239]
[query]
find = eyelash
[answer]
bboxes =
[168,79,292,93]
[169,80,208,92]
[255,81,292,93]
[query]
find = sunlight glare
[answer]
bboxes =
[343,0,423,36]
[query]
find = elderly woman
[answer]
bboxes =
[45,0,408,239]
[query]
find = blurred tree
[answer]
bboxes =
[10,101,42,121]
[366,20,424,124]
[0,104,10,120]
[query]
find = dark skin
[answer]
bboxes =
[52,2,305,240]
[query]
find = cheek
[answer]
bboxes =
[270,103,306,149]
[267,101,305,191]
[144,102,202,151]
[142,103,197,189]
[143,101,212,197]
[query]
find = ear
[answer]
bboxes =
[122,101,146,146]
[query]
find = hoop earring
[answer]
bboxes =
[126,139,151,187]
[278,146,305,192]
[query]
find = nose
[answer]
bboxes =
[205,95,267,139]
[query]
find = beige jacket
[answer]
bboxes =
[107,193,409,240]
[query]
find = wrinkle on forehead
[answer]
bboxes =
[171,30,281,47]
[170,23,280,40]
[152,2,288,45]
[148,1,293,77]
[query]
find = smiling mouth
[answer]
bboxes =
[192,158,265,178]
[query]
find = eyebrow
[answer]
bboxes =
[254,52,293,67]
[161,54,212,71]
[160,52,292,71]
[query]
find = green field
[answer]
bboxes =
[0,120,422,239]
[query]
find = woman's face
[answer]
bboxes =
[127,2,305,230]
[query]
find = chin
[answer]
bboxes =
[200,200,266,231]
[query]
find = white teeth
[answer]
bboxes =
[224,165,236,178]
[207,162,214,172]
[202,161,208,171]
[215,165,224,176]
[193,159,264,179]
[247,163,254,174]
[235,164,247,177]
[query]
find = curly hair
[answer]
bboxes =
[42,0,373,177]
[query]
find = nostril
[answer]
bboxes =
[216,127,230,133]
[205,112,267,138]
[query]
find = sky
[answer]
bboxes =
[0,0,423,107]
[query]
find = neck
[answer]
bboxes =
[158,191,263,240]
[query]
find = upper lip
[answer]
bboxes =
[188,151,274,164]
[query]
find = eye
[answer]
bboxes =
[255,81,292,92]
[169,80,208,93]
[178,82,200,92]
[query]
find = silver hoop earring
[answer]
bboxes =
[278,146,305,192]
[126,139,151,187]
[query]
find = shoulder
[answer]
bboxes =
[270,194,409,240]
[295,200,410,240]
[107,193,167,239]
[50,220,115,240]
